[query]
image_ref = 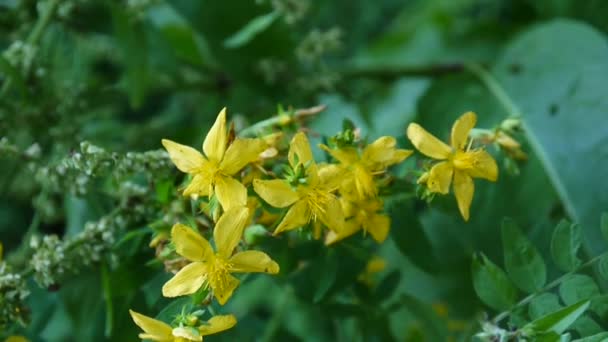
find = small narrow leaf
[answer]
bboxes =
[313,251,338,303]
[502,217,546,293]
[471,253,518,311]
[224,12,280,49]
[558,274,600,306]
[551,220,582,272]
[523,300,590,335]
[374,270,400,302]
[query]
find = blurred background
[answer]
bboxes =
[1,0,608,340]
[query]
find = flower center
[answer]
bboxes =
[206,257,233,292]
[451,150,477,171]
[303,187,334,222]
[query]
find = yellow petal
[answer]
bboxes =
[203,108,228,163]
[199,315,237,336]
[317,163,344,191]
[365,214,390,243]
[427,161,453,194]
[172,327,202,341]
[0,241,3,262]
[129,310,173,341]
[274,200,309,235]
[215,176,247,210]
[229,250,280,274]
[253,179,299,208]
[171,223,214,262]
[183,174,213,197]
[162,262,207,297]
[325,220,360,245]
[5,337,29,342]
[210,273,240,305]
[450,111,477,150]
[453,171,474,221]
[214,206,250,258]
[362,136,413,170]
[406,123,451,160]
[220,138,268,175]
[319,144,359,165]
[353,165,376,199]
[467,150,498,181]
[161,139,206,173]
[288,132,313,167]
[318,197,345,232]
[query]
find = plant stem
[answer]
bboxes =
[465,63,519,116]
[239,105,326,137]
[341,63,478,80]
[1,0,60,96]
[492,252,608,323]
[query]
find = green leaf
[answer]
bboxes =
[313,250,338,303]
[597,254,608,281]
[601,212,608,243]
[471,253,517,311]
[551,220,582,272]
[224,11,280,49]
[558,274,600,306]
[501,217,546,293]
[529,293,562,320]
[0,55,26,98]
[374,270,401,302]
[147,3,215,67]
[573,332,608,342]
[523,300,590,335]
[494,20,608,255]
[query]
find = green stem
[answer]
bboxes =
[492,252,608,324]
[239,105,326,137]
[1,0,60,96]
[261,285,292,342]
[465,63,520,117]
[341,63,475,80]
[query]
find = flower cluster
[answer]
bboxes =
[129,108,512,340]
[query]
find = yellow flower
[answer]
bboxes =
[0,241,3,262]
[357,256,386,287]
[406,112,498,221]
[253,132,344,235]
[162,108,268,210]
[129,309,236,341]
[320,136,412,199]
[325,195,390,245]
[162,207,279,305]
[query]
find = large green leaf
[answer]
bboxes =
[494,20,608,255]
[551,219,583,272]
[501,217,546,293]
[558,274,600,306]
[471,253,518,311]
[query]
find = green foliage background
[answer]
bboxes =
[1,0,608,341]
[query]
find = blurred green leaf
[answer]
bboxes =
[573,332,608,342]
[558,274,600,306]
[501,217,546,293]
[597,254,608,281]
[523,299,590,335]
[313,250,338,303]
[529,293,562,320]
[551,220,582,272]
[601,212,608,243]
[494,20,608,255]
[224,12,280,49]
[374,270,400,302]
[472,253,517,311]
[111,3,149,108]
[147,3,215,67]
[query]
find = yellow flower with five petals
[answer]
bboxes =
[253,132,344,235]
[325,193,390,245]
[406,112,498,221]
[162,207,279,305]
[320,136,412,199]
[162,108,267,210]
[129,309,236,341]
